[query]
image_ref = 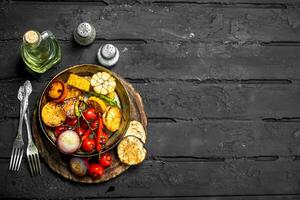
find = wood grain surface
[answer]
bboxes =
[1,0,300,199]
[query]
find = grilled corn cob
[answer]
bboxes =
[67,74,90,92]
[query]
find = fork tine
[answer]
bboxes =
[36,154,42,175]
[30,155,37,175]
[16,149,24,171]
[12,148,20,171]
[27,155,34,176]
[9,148,16,170]
[32,154,39,175]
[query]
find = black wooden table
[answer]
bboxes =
[1,0,300,199]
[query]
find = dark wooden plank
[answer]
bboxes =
[146,121,300,158]
[1,41,300,81]
[1,119,300,158]
[142,0,299,4]
[135,82,300,120]
[1,4,300,42]
[1,159,300,198]
[7,0,300,4]
[2,81,300,120]
[87,196,300,200]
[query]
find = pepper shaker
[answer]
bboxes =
[73,22,96,46]
[97,44,119,67]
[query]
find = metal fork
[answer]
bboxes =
[8,86,26,171]
[24,105,41,176]
[22,81,41,175]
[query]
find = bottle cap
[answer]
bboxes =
[73,22,96,45]
[97,44,119,67]
[24,30,40,45]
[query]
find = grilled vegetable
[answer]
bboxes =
[42,102,66,127]
[90,72,116,95]
[47,80,68,103]
[86,96,107,113]
[69,157,88,177]
[102,106,121,132]
[125,120,146,144]
[62,98,77,118]
[57,130,81,154]
[96,117,104,151]
[66,86,82,99]
[107,92,116,100]
[117,136,146,165]
[67,74,90,92]
[74,100,86,117]
[81,129,92,141]
[88,92,118,106]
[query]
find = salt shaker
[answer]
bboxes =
[97,44,119,67]
[73,22,96,46]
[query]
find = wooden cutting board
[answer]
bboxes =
[32,78,147,183]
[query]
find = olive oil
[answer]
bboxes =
[21,30,61,74]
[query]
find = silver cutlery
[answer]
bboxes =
[22,80,41,175]
[8,85,27,171]
[24,103,41,176]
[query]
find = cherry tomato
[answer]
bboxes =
[82,108,97,121]
[99,153,112,168]
[81,138,95,152]
[74,127,85,136]
[65,117,78,127]
[88,163,104,178]
[91,118,98,130]
[99,132,109,145]
[54,125,67,136]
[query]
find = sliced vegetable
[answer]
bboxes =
[67,74,90,92]
[66,86,82,99]
[47,80,68,103]
[86,96,107,113]
[57,130,81,154]
[125,120,146,144]
[69,157,88,177]
[90,72,116,95]
[42,102,66,127]
[117,136,147,165]
[102,106,121,132]
[62,98,77,118]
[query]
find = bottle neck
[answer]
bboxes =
[23,31,42,48]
